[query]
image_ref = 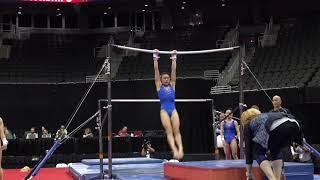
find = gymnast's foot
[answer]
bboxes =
[173,149,180,160]
[178,149,184,160]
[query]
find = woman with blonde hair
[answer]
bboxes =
[241,108,303,180]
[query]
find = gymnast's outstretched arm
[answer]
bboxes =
[153,49,161,91]
[170,50,177,90]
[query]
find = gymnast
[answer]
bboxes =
[153,49,184,160]
[0,117,8,180]
[241,108,303,180]
[220,109,240,160]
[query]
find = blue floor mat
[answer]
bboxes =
[70,158,315,180]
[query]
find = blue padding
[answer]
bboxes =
[81,157,164,165]
[169,159,260,168]
[69,162,164,180]
[314,175,320,180]
[283,162,314,174]
[116,173,167,180]
[70,159,314,180]
[284,174,313,180]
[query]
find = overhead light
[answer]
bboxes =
[195,13,199,16]
[18,11,22,15]
[181,6,185,10]
[144,4,148,7]
[18,6,22,9]
[57,13,62,16]
[108,6,111,10]
[182,1,186,4]
[142,9,146,12]
[104,12,107,15]
[57,8,60,11]
[221,3,226,6]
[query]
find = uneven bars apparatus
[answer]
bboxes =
[24,44,238,180]
[102,44,238,178]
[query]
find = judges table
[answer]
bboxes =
[3,136,168,156]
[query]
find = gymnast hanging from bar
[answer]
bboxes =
[241,108,304,180]
[153,49,184,160]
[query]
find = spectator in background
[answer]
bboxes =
[26,127,38,139]
[270,95,291,114]
[291,142,311,163]
[270,95,293,162]
[83,128,93,138]
[141,139,155,157]
[55,125,67,139]
[41,126,46,134]
[4,126,13,140]
[118,126,129,137]
[41,129,51,138]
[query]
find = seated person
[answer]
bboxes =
[26,127,38,139]
[41,129,52,138]
[4,126,14,140]
[141,139,155,157]
[291,142,311,163]
[118,126,129,137]
[55,125,68,139]
[83,128,94,138]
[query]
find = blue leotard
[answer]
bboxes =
[223,120,237,144]
[157,84,176,117]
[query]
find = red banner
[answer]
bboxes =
[22,0,88,3]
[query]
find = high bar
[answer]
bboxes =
[110,44,239,55]
[99,99,213,103]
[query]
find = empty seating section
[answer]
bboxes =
[0,32,130,83]
[308,70,320,87]
[243,18,320,89]
[115,26,232,80]
[1,21,319,87]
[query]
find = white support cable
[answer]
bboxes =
[241,60,273,103]
[99,99,213,103]
[65,60,107,130]
[61,111,100,144]
[111,44,239,55]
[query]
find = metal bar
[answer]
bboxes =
[239,45,245,159]
[106,45,113,179]
[24,139,61,180]
[98,99,213,103]
[98,99,104,179]
[111,44,239,55]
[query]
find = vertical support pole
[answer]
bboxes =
[106,44,112,179]
[211,100,217,154]
[238,45,245,159]
[98,100,104,179]
[62,15,66,29]
[31,15,34,28]
[47,15,50,28]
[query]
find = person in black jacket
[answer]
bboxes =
[241,108,303,180]
[270,95,293,162]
